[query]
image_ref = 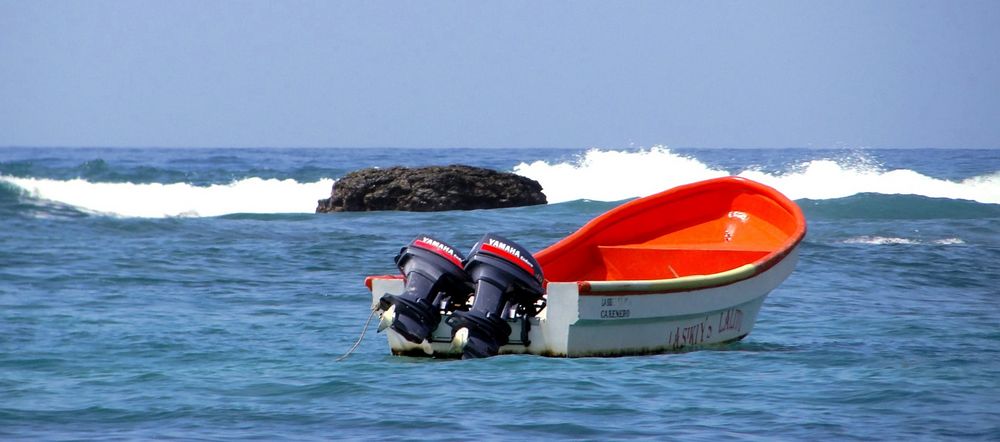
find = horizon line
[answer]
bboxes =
[2,145,998,150]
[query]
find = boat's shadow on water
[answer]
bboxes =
[365,339,803,364]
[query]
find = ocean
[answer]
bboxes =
[1,147,998,440]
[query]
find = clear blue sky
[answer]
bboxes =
[2,1,998,148]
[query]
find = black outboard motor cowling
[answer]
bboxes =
[378,235,472,347]
[449,233,545,359]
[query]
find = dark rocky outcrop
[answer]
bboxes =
[316,165,547,212]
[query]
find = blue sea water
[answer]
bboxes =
[1,147,998,440]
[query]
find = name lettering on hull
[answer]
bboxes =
[599,296,632,319]
[666,308,744,349]
[717,308,744,334]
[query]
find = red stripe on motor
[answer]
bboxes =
[413,240,463,268]
[481,243,535,275]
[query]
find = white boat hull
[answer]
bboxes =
[369,246,799,358]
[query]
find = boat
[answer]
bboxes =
[365,176,807,358]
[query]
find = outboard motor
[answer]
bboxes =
[449,233,545,359]
[378,235,473,352]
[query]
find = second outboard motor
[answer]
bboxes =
[378,235,472,352]
[449,233,545,359]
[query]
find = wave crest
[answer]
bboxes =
[513,147,1000,205]
[1,176,335,218]
[513,147,728,203]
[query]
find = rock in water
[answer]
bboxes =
[316,165,547,212]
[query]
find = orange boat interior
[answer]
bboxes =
[535,177,806,283]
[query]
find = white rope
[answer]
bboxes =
[335,308,378,362]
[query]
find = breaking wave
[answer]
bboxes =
[3,147,997,218]
[0,176,334,218]
[513,147,1000,205]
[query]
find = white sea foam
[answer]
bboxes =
[741,162,1000,204]
[843,236,921,245]
[843,236,966,246]
[513,147,1000,204]
[513,147,728,203]
[932,238,966,245]
[1,176,335,218]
